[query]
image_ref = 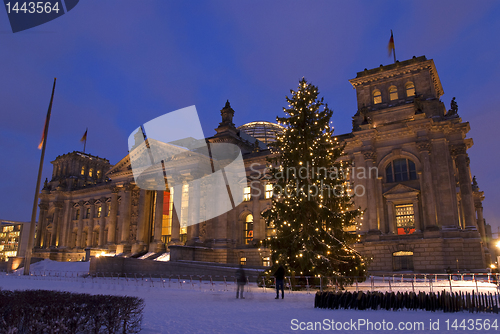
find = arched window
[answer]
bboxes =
[88,168,94,178]
[373,89,382,104]
[389,85,398,101]
[385,158,417,183]
[244,214,254,245]
[80,166,86,176]
[405,82,415,97]
[96,170,102,179]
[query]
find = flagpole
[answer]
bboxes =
[83,127,87,153]
[392,30,396,63]
[24,78,57,275]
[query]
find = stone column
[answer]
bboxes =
[120,184,133,244]
[58,200,71,248]
[412,198,421,232]
[188,179,201,242]
[475,204,486,241]
[135,189,148,245]
[35,203,48,248]
[150,190,166,252]
[386,201,396,234]
[363,151,379,233]
[87,199,96,247]
[170,186,182,244]
[76,200,85,248]
[65,203,76,248]
[417,142,438,230]
[50,201,63,247]
[352,153,369,232]
[451,144,476,228]
[107,187,119,245]
[375,177,385,233]
[431,138,458,226]
[154,190,164,242]
[98,198,107,247]
[252,181,264,240]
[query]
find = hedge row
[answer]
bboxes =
[0,289,144,334]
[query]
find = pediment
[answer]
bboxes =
[107,138,214,179]
[383,183,419,196]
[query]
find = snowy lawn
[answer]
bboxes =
[1,260,499,333]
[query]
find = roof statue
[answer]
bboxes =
[447,97,458,116]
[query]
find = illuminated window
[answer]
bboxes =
[266,219,275,238]
[395,204,415,235]
[393,251,414,271]
[373,89,382,104]
[265,184,273,199]
[97,206,102,218]
[86,208,91,218]
[262,257,271,267]
[81,166,85,175]
[180,184,189,240]
[244,214,254,245]
[96,170,102,179]
[240,257,247,265]
[243,187,251,201]
[405,82,415,97]
[107,205,111,217]
[389,86,398,101]
[88,168,93,177]
[385,159,417,183]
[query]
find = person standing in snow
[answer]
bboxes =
[274,264,285,299]
[236,265,247,299]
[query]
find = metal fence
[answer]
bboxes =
[1,271,499,295]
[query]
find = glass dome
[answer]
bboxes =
[237,121,284,144]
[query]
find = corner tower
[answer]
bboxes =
[344,56,490,273]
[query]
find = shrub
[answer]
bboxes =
[0,290,144,334]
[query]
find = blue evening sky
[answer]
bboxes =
[0,1,499,234]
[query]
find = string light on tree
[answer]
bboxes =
[262,78,367,283]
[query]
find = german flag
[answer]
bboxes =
[37,117,48,149]
[388,30,395,56]
[80,128,87,143]
[388,30,396,62]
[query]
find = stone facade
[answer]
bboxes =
[346,56,491,272]
[34,56,493,273]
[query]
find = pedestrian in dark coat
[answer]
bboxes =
[236,265,246,299]
[274,264,285,299]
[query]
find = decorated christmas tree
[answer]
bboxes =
[263,78,367,282]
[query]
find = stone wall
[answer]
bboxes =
[89,256,267,281]
[34,249,92,262]
[354,229,486,273]
[169,245,269,266]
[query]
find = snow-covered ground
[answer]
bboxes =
[1,260,499,334]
